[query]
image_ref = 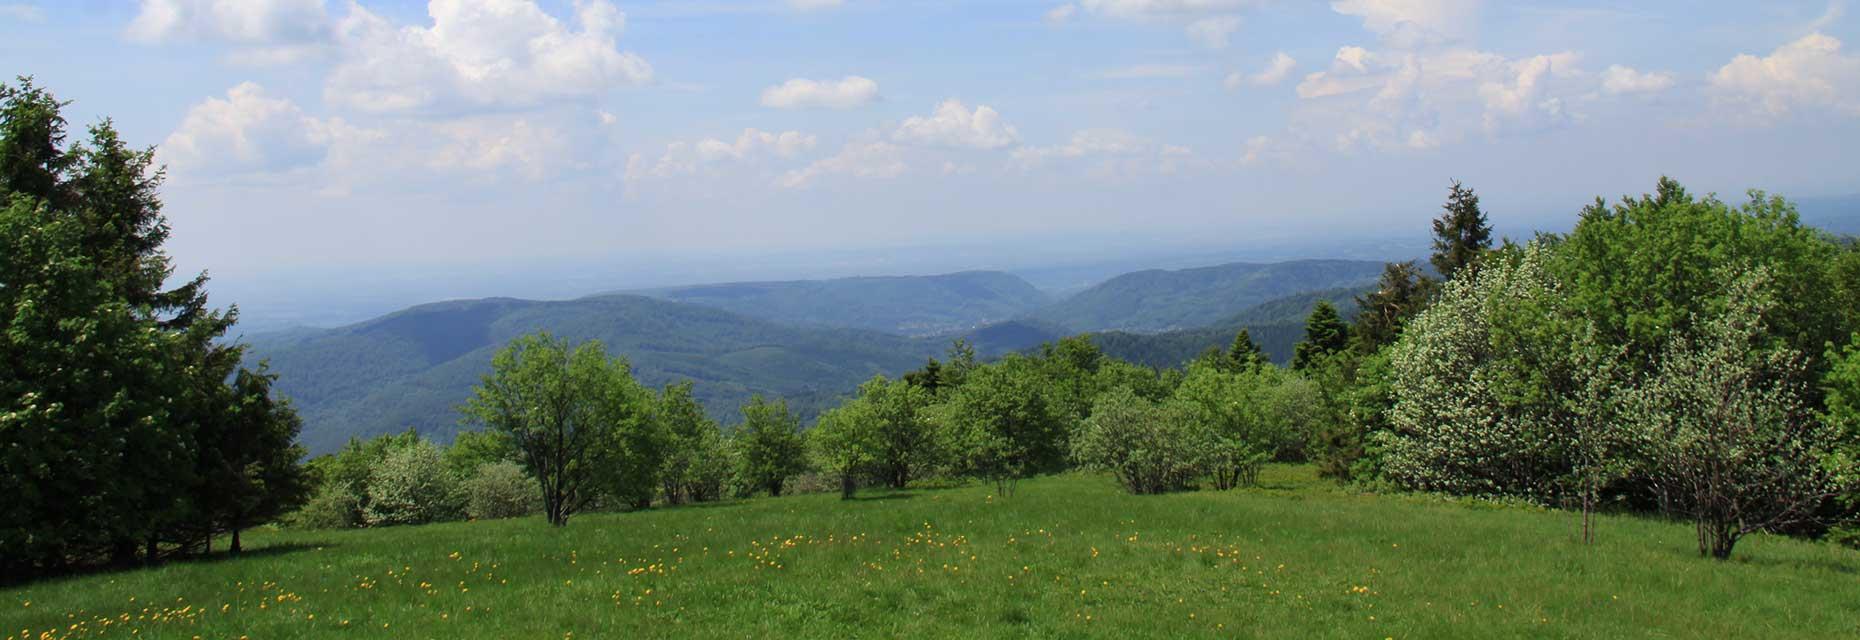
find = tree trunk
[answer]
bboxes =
[840,473,856,500]
[145,537,158,565]
[230,528,242,555]
[768,481,783,498]
[110,539,139,568]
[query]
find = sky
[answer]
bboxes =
[3,1,1859,327]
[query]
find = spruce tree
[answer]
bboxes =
[1430,180,1493,281]
[1226,328,1268,371]
[1292,301,1350,370]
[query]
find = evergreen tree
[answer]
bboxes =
[1227,329,1268,371]
[1291,301,1350,370]
[1351,261,1433,352]
[1431,180,1493,281]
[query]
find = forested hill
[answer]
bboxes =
[1089,286,1369,368]
[1025,259,1385,332]
[631,270,1050,336]
[245,295,998,455]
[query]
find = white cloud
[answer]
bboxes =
[1012,128,1197,176]
[1330,0,1480,47]
[1097,64,1204,80]
[1045,4,1078,24]
[0,3,45,22]
[1710,33,1860,120]
[759,76,880,109]
[126,0,330,44]
[789,0,844,9]
[778,141,906,189]
[630,128,819,184]
[1600,64,1674,95]
[161,82,342,175]
[893,100,1021,150]
[1077,0,1257,19]
[423,117,573,180]
[1227,51,1296,89]
[1292,44,1592,151]
[325,0,652,114]
[1185,15,1240,49]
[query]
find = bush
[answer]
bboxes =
[363,440,466,527]
[463,461,538,521]
[285,481,362,530]
[1072,387,1207,495]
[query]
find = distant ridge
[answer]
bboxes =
[632,270,1050,336]
[1025,259,1385,333]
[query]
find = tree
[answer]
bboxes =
[1173,361,1278,489]
[808,401,882,499]
[461,332,646,526]
[655,382,715,505]
[856,376,936,489]
[463,461,539,521]
[928,356,1066,495]
[1072,387,1207,494]
[194,366,312,554]
[1628,270,1856,559]
[1291,301,1350,370]
[1351,261,1433,352]
[1,78,281,573]
[1225,329,1268,372]
[445,429,518,478]
[1430,179,1493,281]
[735,395,807,497]
[1553,178,1844,378]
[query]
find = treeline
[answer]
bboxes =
[1,79,310,578]
[291,177,1860,564]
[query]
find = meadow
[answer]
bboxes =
[4,467,1856,639]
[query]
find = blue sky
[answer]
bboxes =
[3,1,1859,325]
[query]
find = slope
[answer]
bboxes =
[635,271,1051,336]
[1025,259,1385,333]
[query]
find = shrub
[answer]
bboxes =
[463,461,538,521]
[1072,387,1206,494]
[363,440,466,527]
[285,482,362,530]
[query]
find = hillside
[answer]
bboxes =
[247,295,970,455]
[634,271,1051,336]
[1026,259,1384,333]
[1091,287,1369,368]
[6,467,1854,638]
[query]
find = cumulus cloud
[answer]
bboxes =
[126,0,330,44]
[893,100,1021,150]
[1226,51,1296,89]
[777,141,906,189]
[759,76,880,109]
[1045,4,1079,24]
[628,128,819,185]
[1292,44,1592,151]
[325,0,652,114]
[161,82,344,175]
[1330,0,1480,47]
[1710,33,1860,120]
[1185,15,1240,49]
[1600,64,1675,95]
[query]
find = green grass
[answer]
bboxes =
[5,467,1857,639]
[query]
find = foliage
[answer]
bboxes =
[1071,387,1206,494]
[1290,301,1350,370]
[807,400,883,499]
[463,461,539,521]
[1172,361,1281,489]
[734,395,808,497]
[362,439,466,527]
[656,381,728,504]
[445,429,517,478]
[928,355,1067,495]
[1350,261,1433,353]
[461,332,650,526]
[1627,271,1857,559]
[853,376,938,488]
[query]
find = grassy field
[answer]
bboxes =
[4,466,1857,639]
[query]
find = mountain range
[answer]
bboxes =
[244,258,1386,454]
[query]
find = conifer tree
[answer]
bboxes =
[1226,329,1268,371]
[1431,180,1493,281]
[1352,261,1432,352]
[1292,301,1350,370]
